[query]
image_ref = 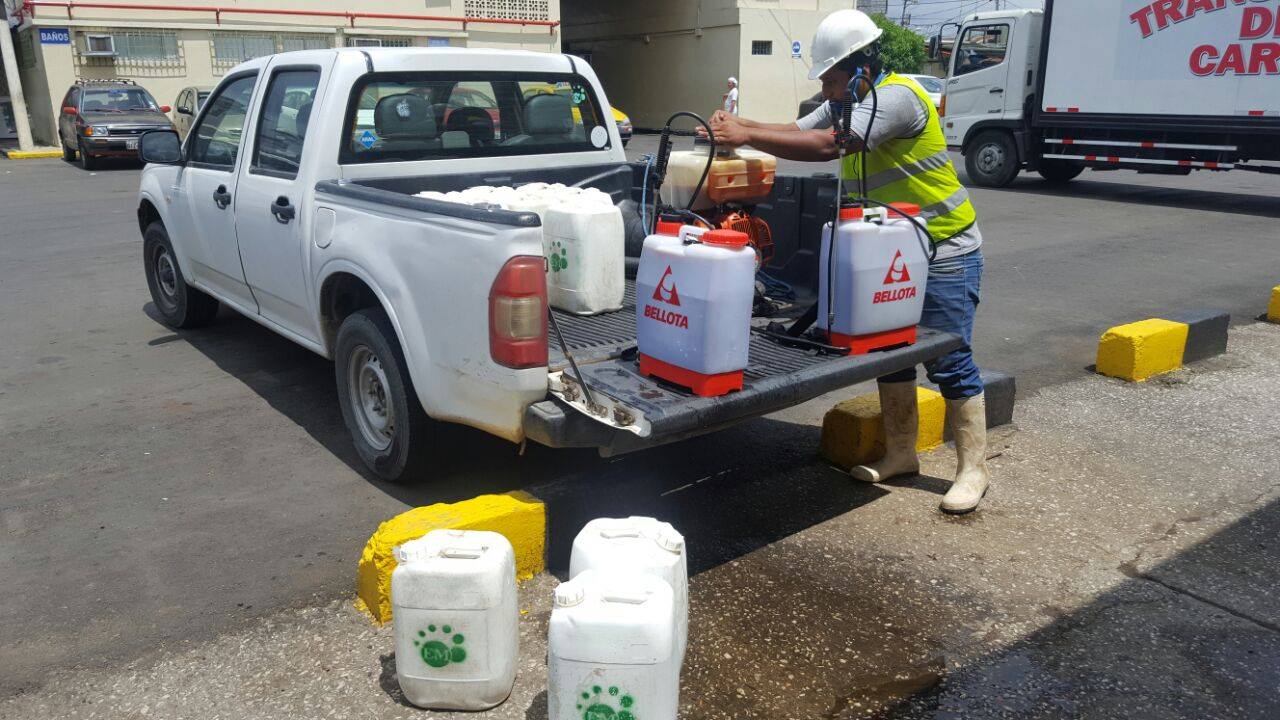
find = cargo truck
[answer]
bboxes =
[931,1,1280,187]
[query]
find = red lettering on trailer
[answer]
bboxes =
[1217,44,1248,74]
[873,287,918,305]
[642,304,689,329]
[1191,44,1219,75]
[1251,43,1280,75]
[1241,6,1273,40]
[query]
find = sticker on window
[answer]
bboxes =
[360,130,377,149]
[590,126,608,148]
[571,85,587,105]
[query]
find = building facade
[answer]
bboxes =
[2,0,561,146]
[561,0,856,129]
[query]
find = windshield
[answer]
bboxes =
[342,71,612,164]
[197,91,211,110]
[82,88,158,113]
[913,76,944,93]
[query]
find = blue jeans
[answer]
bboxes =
[881,249,984,399]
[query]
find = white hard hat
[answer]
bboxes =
[808,9,883,81]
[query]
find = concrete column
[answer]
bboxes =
[0,12,35,150]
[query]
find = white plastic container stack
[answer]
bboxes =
[543,199,625,315]
[391,529,518,711]
[548,570,679,720]
[569,517,688,662]
[636,225,756,396]
[817,205,930,354]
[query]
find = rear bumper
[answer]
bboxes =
[525,327,962,455]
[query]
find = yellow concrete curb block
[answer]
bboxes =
[1268,286,1280,324]
[355,491,545,625]
[819,386,946,471]
[4,149,64,159]
[1096,318,1189,382]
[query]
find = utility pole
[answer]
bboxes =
[900,0,913,27]
[0,2,36,151]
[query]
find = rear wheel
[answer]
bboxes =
[143,222,219,328]
[965,130,1020,188]
[1038,159,1084,184]
[60,134,77,162]
[335,308,435,483]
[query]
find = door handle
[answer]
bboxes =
[271,196,296,224]
[212,185,232,209]
[989,87,1004,94]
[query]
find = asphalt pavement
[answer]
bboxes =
[1,151,1278,714]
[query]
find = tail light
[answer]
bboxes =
[489,256,548,369]
[939,95,947,118]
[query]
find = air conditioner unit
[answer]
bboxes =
[82,34,117,57]
[348,37,383,48]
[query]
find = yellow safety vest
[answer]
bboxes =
[841,73,977,243]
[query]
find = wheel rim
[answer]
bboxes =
[976,142,1006,175]
[154,247,179,311]
[347,345,395,452]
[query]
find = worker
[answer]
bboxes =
[722,77,739,116]
[707,9,990,514]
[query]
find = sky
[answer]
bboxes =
[878,0,1045,34]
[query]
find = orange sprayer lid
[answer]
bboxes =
[701,229,750,248]
[655,217,684,236]
[839,206,865,221]
[889,202,921,217]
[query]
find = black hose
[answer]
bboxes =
[661,111,716,214]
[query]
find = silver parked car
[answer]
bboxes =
[172,86,213,140]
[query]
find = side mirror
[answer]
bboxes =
[176,105,192,115]
[928,34,941,61]
[62,106,78,115]
[139,130,183,165]
[160,105,172,114]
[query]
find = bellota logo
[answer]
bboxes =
[652,265,681,306]
[883,250,912,285]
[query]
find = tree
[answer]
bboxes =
[870,14,927,74]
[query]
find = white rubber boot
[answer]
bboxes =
[941,393,991,514]
[850,380,920,483]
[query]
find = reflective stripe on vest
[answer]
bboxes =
[841,73,977,243]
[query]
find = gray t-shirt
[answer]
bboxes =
[795,85,981,261]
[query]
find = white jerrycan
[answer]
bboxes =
[568,517,688,663]
[817,205,929,354]
[391,529,518,711]
[549,570,679,720]
[543,200,626,315]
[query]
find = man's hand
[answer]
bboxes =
[708,116,751,148]
[697,110,742,141]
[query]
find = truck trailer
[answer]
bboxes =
[932,0,1280,187]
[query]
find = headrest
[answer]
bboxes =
[375,93,437,139]
[524,94,574,136]
[295,100,313,137]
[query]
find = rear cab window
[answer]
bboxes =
[341,71,612,164]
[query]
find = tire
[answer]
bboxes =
[334,307,435,483]
[61,134,77,162]
[142,222,220,329]
[964,130,1020,188]
[78,143,97,171]
[1037,159,1085,184]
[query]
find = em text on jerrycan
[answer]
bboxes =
[817,203,930,354]
[568,517,689,663]
[543,198,626,315]
[391,529,517,711]
[636,225,756,396]
[549,570,679,720]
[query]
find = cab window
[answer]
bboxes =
[252,68,320,178]
[953,24,1009,77]
[342,71,610,163]
[188,74,256,170]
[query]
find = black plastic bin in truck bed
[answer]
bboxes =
[527,280,961,455]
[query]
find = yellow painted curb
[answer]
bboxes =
[1268,286,1280,324]
[819,386,946,471]
[4,149,64,159]
[1096,318,1189,382]
[355,491,545,625]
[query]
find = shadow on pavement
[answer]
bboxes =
[975,174,1280,220]
[877,497,1280,719]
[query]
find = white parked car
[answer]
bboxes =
[135,47,952,482]
[901,74,944,110]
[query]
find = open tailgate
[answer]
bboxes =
[525,283,962,455]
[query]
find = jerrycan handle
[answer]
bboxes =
[440,547,485,560]
[602,589,652,605]
[600,527,643,539]
[678,224,709,246]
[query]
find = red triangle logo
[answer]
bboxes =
[653,265,681,306]
[883,250,912,285]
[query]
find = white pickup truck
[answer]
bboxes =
[136,47,958,482]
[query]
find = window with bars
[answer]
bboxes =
[751,40,773,56]
[345,36,412,48]
[463,0,550,21]
[210,33,331,68]
[113,32,180,61]
[280,35,332,53]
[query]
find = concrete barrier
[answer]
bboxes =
[4,149,63,159]
[355,491,545,625]
[1268,286,1280,324]
[1096,310,1229,382]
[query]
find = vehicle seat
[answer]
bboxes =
[504,94,573,146]
[294,100,313,138]
[83,100,106,112]
[374,93,439,152]
[445,106,495,147]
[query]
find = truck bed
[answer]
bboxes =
[536,279,961,454]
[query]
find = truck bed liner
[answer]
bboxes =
[536,280,962,454]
